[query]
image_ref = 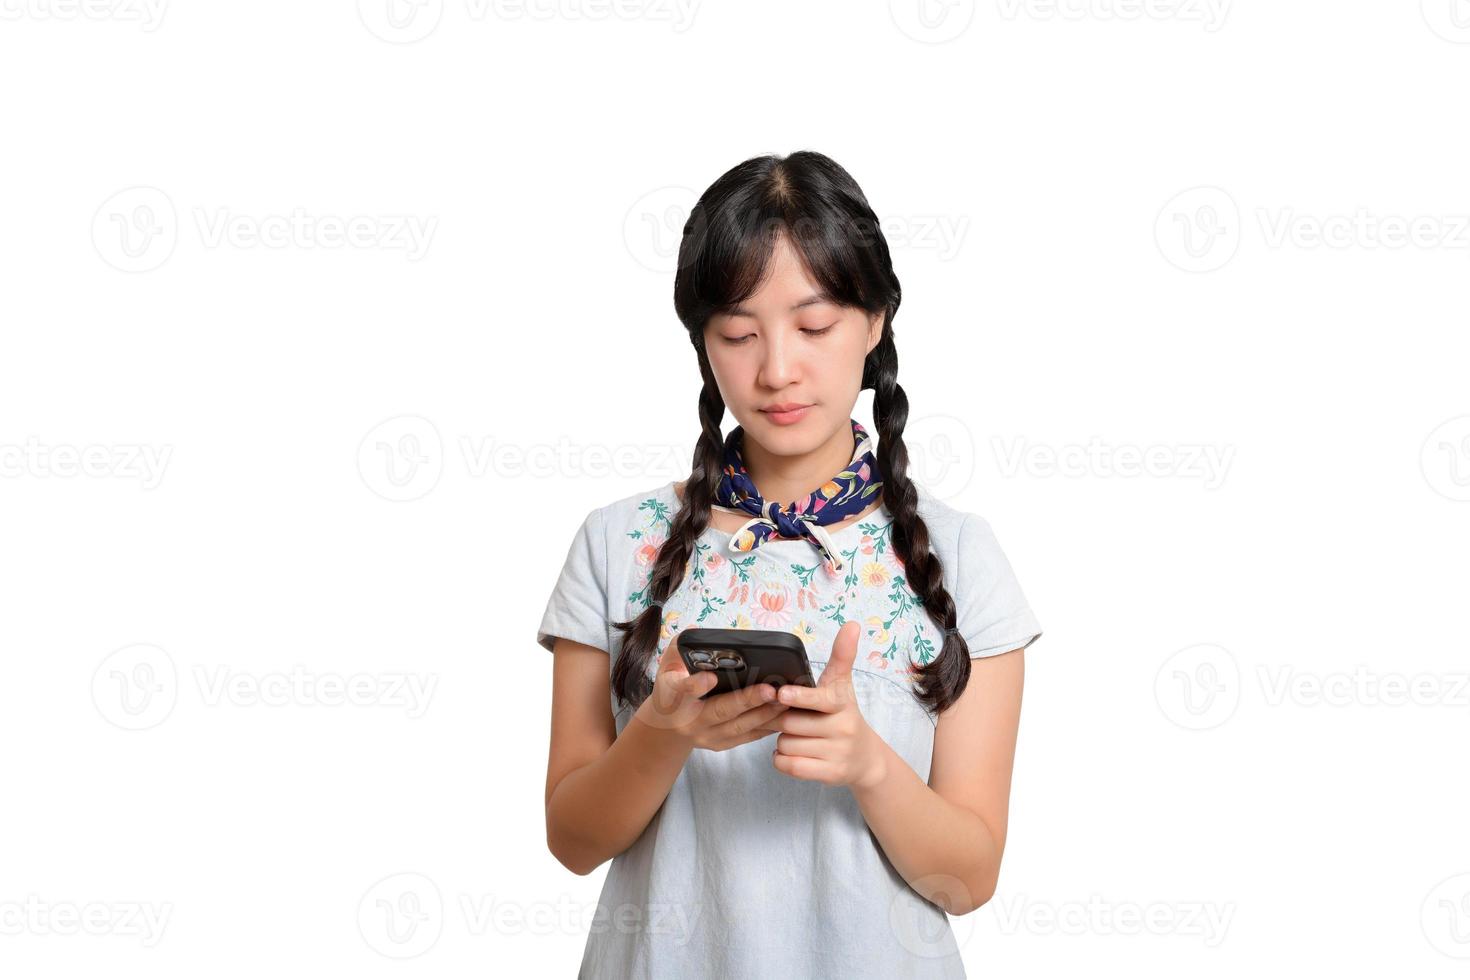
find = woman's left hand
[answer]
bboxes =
[766,620,888,790]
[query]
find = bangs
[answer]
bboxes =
[675,154,893,332]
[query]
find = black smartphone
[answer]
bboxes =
[675,627,817,700]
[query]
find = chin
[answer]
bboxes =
[750,410,826,444]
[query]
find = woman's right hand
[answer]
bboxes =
[634,635,790,751]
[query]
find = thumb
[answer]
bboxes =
[658,635,716,695]
[819,620,860,688]
[657,634,691,678]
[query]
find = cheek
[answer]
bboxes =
[705,345,749,386]
[844,314,878,357]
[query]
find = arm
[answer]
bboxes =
[848,647,1026,915]
[546,635,791,875]
[544,637,693,875]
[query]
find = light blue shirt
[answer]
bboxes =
[538,479,1042,978]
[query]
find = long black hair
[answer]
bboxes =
[611,150,973,715]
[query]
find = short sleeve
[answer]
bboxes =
[954,513,1043,659]
[535,506,611,654]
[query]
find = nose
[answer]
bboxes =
[756,328,798,389]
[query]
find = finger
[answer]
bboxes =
[718,701,789,738]
[776,682,843,713]
[818,621,860,688]
[758,706,826,736]
[704,682,778,723]
[722,726,779,749]
[647,667,711,717]
[681,670,719,698]
[657,635,690,677]
[774,733,832,759]
[771,750,833,783]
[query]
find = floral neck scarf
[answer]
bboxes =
[712,417,883,575]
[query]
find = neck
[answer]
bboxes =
[739,421,858,506]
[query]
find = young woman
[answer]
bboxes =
[537,151,1043,979]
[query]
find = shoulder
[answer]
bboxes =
[912,482,1044,656]
[578,480,680,550]
[913,483,979,555]
[911,483,1016,583]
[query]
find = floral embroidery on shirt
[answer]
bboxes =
[627,496,674,612]
[628,493,934,680]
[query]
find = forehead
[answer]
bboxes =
[722,235,837,318]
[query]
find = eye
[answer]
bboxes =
[802,323,836,337]
[721,334,754,346]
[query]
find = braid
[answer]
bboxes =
[609,348,726,712]
[868,322,972,715]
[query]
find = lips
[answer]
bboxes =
[760,404,812,426]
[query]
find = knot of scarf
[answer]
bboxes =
[710,417,883,575]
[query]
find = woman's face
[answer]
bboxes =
[703,233,884,458]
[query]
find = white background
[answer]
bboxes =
[2,1,1468,976]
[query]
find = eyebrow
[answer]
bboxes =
[723,291,835,318]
